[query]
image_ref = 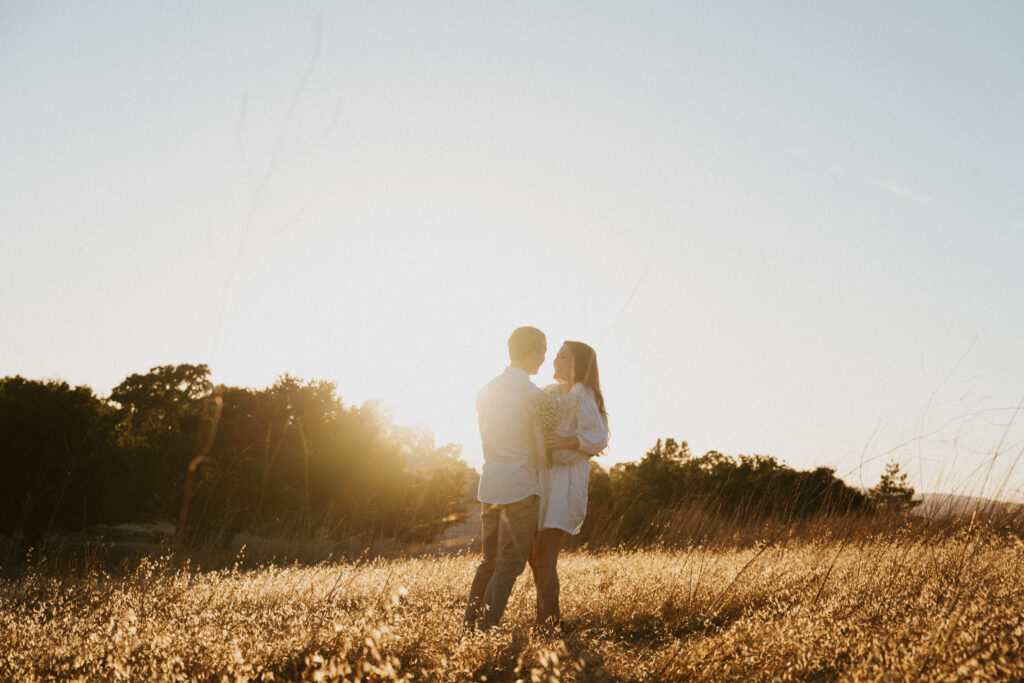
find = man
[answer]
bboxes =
[464,326,546,631]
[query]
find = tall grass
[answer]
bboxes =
[3,506,1024,681]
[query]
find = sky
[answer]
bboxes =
[2,1,1023,501]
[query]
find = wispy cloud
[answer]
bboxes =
[784,145,937,209]
[832,165,938,208]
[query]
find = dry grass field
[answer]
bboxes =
[3,520,1024,681]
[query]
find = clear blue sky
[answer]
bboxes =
[2,1,1023,500]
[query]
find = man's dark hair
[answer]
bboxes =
[507,326,546,362]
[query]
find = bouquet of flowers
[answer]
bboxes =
[529,384,575,467]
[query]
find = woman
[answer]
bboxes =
[529,340,609,627]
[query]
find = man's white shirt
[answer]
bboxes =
[476,366,542,504]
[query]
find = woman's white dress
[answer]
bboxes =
[538,383,609,534]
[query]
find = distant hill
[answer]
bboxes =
[914,492,1021,517]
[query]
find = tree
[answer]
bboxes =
[109,364,214,522]
[0,377,118,548]
[576,437,871,546]
[110,363,212,433]
[869,461,921,513]
[180,377,474,546]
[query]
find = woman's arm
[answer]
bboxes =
[543,433,582,467]
[541,386,608,457]
[573,387,608,455]
[543,433,580,450]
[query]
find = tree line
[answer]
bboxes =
[0,365,473,552]
[0,366,916,555]
[577,438,916,546]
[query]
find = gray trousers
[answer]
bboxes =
[464,494,539,630]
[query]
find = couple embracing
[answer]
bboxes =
[464,326,609,631]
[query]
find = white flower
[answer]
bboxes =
[530,384,576,466]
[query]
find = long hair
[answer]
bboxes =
[564,340,606,417]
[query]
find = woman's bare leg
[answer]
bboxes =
[531,528,566,625]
